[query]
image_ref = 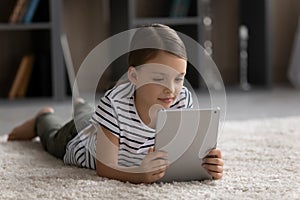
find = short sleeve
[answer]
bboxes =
[91,96,121,138]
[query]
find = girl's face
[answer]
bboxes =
[129,51,187,111]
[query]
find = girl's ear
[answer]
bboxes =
[128,66,138,84]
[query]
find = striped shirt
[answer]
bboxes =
[63,82,193,169]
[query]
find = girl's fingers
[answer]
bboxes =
[148,159,169,170]
[148,147,154,153]
[206,149,222,158]
[140,160,168,174]
[202,164,223,173]
[140,151,169,173]
[152,165,168,176]
[203,158,224,166]
[207,171,223,180]
[144,151,168,163]
[203,163,223,180]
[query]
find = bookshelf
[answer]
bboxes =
[110,0,205,89]
[109,0,273,89]
[240,0,272,88]
[0,0,66,100]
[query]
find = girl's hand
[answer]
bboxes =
[202,149,224,180]
[138,147,169,183]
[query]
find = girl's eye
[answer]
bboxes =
[153,78,164,81]
[175,77,184,82]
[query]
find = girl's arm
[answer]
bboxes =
[95,126,169,184]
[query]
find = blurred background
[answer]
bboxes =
[0,0,300,98]
[0,0,300,130]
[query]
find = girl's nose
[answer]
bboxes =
[163,81,176,94]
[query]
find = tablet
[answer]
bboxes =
[154,108,220,182]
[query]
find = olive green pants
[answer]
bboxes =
[36,102,94,159]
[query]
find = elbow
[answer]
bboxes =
[96,168,104,178]
[96,160,145,184]
[96,160,114,179]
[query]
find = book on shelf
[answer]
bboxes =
[8,54,34,99]
[23,0,40,23]
[16,0,31,23]
[9,0,40,24]
[9,0,27,23]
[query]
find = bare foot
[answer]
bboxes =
[74,97,85,105]
[7,107,54,141]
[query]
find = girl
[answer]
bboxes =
[8,24,224,184]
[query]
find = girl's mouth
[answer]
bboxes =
[158,97,174,104]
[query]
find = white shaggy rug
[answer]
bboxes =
[1,116,300,200]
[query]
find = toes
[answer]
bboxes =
[7,134,14,141]
[7,130,17,141]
